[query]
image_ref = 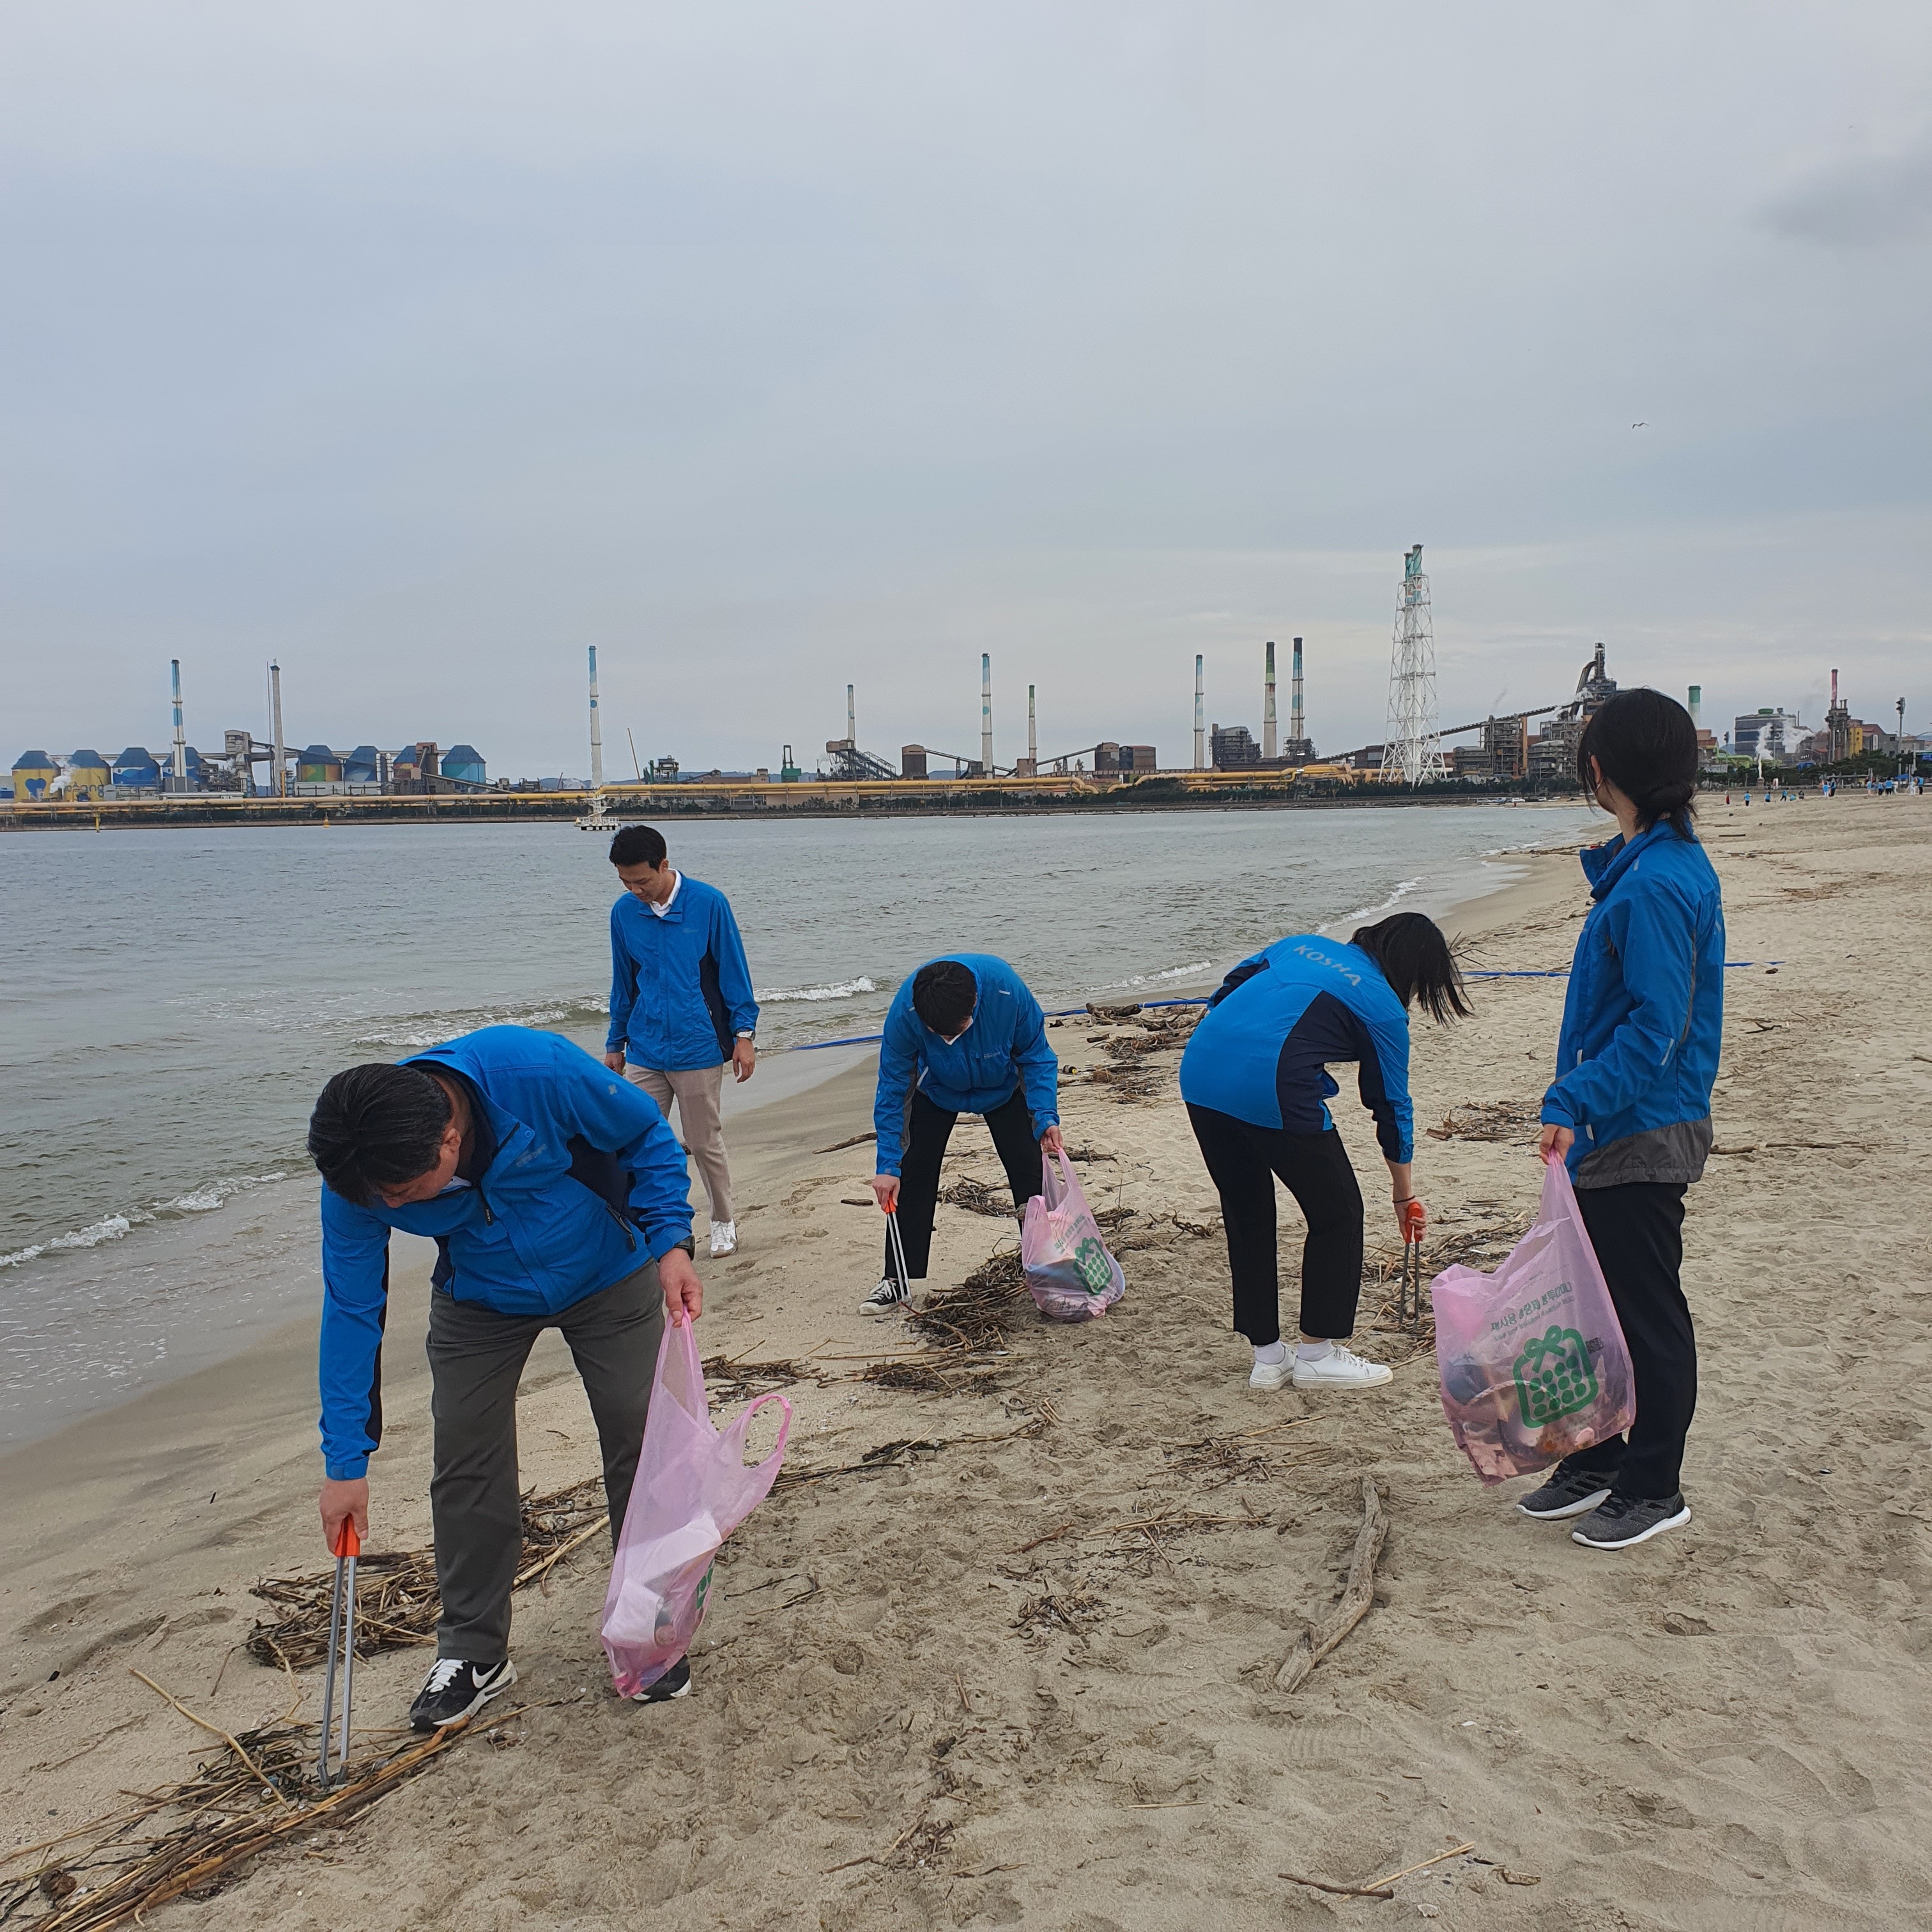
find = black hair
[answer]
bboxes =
[911,959,978,1036]
[1575,689,1699,839]
[608,824,668,868]
[307,1063,452,1206]
[1349,912,1473,1024]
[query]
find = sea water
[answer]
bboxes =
[0,803,1595,1441]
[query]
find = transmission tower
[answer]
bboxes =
[1381,544,1447,784]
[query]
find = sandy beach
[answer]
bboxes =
[4,793,1929,1931]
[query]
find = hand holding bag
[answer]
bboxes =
[1021,1149,1126,1322]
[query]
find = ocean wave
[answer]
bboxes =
[1326,875,1425,931]
[0,1172,294,1271]
[349,998,611,1049]
[759,976,880,1004]
[1086,960,1214,994]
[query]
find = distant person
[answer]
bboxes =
[864,956,1062,1314]
[307,1027,703,1727]
[602,825,759,1259]
[1521,688,1722,1552]
[1179,915,1469,1390]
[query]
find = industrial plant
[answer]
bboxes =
[10,548,1919,819]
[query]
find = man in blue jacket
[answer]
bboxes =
[864,955,1062,1314]
[307,1027,704,1728]
[601,825,760,1259]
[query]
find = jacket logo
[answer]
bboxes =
[1287,942,1360,986]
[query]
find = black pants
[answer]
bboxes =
[1186,1104,1364,1346]
[425,1262,664,1666]
[1560,1182,1696,1501]
[887,1087,1045,1281]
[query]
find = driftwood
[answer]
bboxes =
[1274,1475,1388,1693]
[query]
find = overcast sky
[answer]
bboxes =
[4,3,1929,776]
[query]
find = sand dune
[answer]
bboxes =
[3,794,1929,1929]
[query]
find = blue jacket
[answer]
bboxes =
[873,955,1060,1176]
[606,874,758,1073]
[318,1027,693,1480]
[1541,823,1724,1178]
[1179,935,1414,1162]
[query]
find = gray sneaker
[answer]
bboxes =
[1571,1491,1691,1550]
[1517,1464,1617,1521]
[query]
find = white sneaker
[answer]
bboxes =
[1291,1343,1393,1390]
[859,1278,910,1317]
[709,1220,737,1258]
[1248,1354,1291,1391]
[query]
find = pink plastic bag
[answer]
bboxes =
[600,1317,791,1696]
[1021,1150,1126,1322]
[1429,1156,1635,1485]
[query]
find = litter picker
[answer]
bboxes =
[318,1517,360,1788]
[1397,1200,1425,1331]
[883,1199,912,1307]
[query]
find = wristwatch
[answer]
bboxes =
[735,1030,755,1041]
[670,1236,696,1259]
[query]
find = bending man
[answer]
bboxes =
[1179,914,1469,1390]
[864,955,1062,1314]
[602,824,760,1259]
[308,1025,703,1728]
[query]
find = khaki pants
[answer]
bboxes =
[625,1061,733,1225]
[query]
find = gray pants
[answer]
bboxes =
[426,1262,664,1665]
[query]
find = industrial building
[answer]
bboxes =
[1732,709,1802,762]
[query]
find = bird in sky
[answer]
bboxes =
[1632,420,1647,428]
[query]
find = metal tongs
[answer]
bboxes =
[1397,1201,1426,1331]
[318,1517,360,1788]
[884,1201,912,1307]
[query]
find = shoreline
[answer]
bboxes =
[3,794,1928,1927]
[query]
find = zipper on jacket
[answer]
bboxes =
[601,1200,638,1252]
[477,1183,495,1226]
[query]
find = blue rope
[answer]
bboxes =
[774,965,1781,1050]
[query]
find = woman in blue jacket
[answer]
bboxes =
[1179,915,1469,1391]
[1522,689,1723,1552]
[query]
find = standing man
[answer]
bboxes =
[307,1026,704,1726]
[864,954,1062,1314]
[602,825,759,1259]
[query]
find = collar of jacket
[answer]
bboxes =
[406,1051,530,1192]
[1579,819,1684,900]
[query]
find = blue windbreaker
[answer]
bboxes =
[873,955,1060,1176]
[1179,935,1414,1162]
[606,874,759,1073]
[1541,823,1724,1178]
[318,1027,693,1479]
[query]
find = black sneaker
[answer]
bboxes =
[409,1657,518,1731]
[1571,1492,1691,1550]
[859,1276,910,1317]
[628,1655,692,1703]
[1517,1463,1617,1521]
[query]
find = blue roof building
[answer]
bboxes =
[12,749,57,801]
[341,744,382,783]
[441,744,486,785]
[112,746,161,789]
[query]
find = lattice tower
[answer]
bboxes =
[1381,545,1447,783]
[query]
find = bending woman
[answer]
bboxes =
[1524,689,1722,1551]
[1179,915,1469,1392]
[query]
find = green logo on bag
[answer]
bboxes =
[1512,1324,1598,1427]
[1073,1237,1112,1294]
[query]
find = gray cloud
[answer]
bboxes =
[1765,139,1932,247]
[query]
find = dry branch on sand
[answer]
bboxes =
[1423,1099,1538,1142]
[937,1176,1015,1217]
[246,1480,607,1671]
[1275,1476,1389,1693]
[1,1696,533,1931]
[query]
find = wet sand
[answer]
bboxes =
[4,797,1929,1929]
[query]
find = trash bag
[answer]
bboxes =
[1429,1156,1635,1485]
[601,1317,792,1696]
[1021,1149,1126,1322]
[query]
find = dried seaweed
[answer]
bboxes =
[937,1176,1014,1218]
[905,1247,1029,1353]
[1423,1100,1538,1142]
[1013,1584,1105,1637]
[247,1478,607,1671]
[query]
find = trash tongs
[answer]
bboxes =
[1397,1201,1426,1332]
[317,1517,361,1790]
[883,1200,912,1308]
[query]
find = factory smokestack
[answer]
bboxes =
[1831,667,1839,709]
[1687,685,1701,728]
[1028,684,1037,772]
[1193,655,1205,770]
[170,659,188,790]
[1291,637,1305,753]
[270,661,284,798]
[588,645,604,790]
[847,683,855,746]
[981,654,993,774]
[1262,641,1277,760]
